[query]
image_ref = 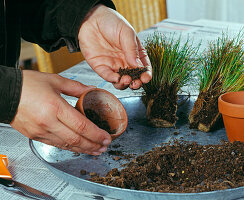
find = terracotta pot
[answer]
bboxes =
[218,91,244,142]
[76,88,128,140]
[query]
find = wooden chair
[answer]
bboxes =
[33,45,84,73]
[113,0,167,32]
[34,0,167,73]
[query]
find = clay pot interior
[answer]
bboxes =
[76,88,128,140]
[218,91,244,142]
[220,92,244,105]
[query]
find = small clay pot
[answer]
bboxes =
[218,91,244,142]
[76,88,128,140]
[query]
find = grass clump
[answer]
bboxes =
[142,33,199,127]
[189,32,244,132]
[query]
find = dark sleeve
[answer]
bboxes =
[20,0,115,53]
[0,66,22,124]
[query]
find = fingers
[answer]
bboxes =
[56,99,112,147]
[93,63,121,83]
[137,37,152,84]
[120,26,141,68]
[27,115,109,155]
[111,74,131,90]
[48,121,108,155]
[129,79,142,90]
[120,28,152,88]
[52,75,93,98]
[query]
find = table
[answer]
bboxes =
[1,19,244,200]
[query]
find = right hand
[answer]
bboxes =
[78,5,152,90]
[10,70,112,155]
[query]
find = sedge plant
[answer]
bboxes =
[143,33,199,127]
[189,32,244,132]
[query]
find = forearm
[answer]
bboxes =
[20,0,115,53]
[0,66,22,124]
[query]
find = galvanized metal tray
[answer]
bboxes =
[30,96,244,200]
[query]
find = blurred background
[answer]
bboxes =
[167,0,244,23]
[20,0,244,73]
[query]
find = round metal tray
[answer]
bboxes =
[30,96,244,200]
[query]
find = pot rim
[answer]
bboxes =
[218,91,244,118]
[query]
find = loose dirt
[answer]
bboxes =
[85,109,115,134]
[90,141,244,193]
[118,67,147,81]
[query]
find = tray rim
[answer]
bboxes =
[29,96,244,199]
[29,140,244,198]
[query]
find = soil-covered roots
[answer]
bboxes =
[189,91,221,132]
[143,84,178,127]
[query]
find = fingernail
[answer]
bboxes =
[103,139,111,146]
[98,146,107,153]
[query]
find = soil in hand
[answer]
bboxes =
[90,141,244,193]
[118,67,147,81]
[84,109,115,134]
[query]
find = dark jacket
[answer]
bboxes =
[0,0,115,124]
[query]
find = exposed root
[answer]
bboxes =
[144,84,178,128]
[189,91,221,132]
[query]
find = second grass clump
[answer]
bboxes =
[143,34,198,127]
[189,33,244,132]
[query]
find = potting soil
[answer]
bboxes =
[90,140,244,193]
[118,67,147,81]
[84,109,115,134]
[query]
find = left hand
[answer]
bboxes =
[11,71,112,155]
[78,4,152,90]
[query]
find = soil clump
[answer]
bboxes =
[90,141,244,193]
[118,67,147,81]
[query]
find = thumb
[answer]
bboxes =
[120,26,144,68]
[56,76,95,98]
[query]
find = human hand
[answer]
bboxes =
[10,70,111,155]
[78,5,152,90]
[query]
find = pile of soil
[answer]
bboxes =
[90,141,244,193]
[84,109,115,134]
[118,67,147,81]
